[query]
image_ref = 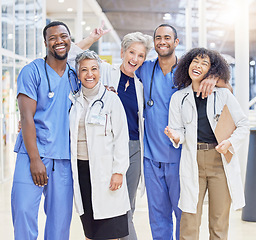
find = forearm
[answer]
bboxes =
[75,36,95,50]
[75,22,111,50]
[112,102,129,174]
[21,115,40,161]
[216,79,233,93]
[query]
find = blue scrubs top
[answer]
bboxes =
[136,58,181,163]
[14,58,76,160]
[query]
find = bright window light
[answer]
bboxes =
[250,60,255,66]
[8,33,13,39]
[58,0,64,3]
[210,42,216,49]
[67,8,73,12]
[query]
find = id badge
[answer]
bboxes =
[88,114,106,125]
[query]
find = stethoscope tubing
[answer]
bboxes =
[147,57,178,107]
[44,56,79,98]
[91,88,106,109]
[181,91,219,124]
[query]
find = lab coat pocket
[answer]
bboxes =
[88,111,111,136]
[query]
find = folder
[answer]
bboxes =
[214,104,236,163]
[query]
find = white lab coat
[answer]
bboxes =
[168,84,249,213]
[69,82,130,219]
[100,62,146,196]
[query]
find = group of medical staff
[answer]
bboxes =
[11,19,248,240]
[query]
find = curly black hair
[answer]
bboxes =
[174,48,230,90]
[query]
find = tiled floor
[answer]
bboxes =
[1,179,256,240]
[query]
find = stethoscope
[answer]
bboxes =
[44,56,80,98]
[90,88,107,110]
[147,57,178,107]
[181,91,220,124]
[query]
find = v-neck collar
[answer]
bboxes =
[44,59,68,79]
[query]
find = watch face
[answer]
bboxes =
[147,99,154,107]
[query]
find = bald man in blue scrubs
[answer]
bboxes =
[11,21,79,240]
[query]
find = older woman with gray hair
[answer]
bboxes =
[69,49,130,240]
[70,31,153,240]
[100,31,153,240]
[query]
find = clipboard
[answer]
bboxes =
[214,104,236,163]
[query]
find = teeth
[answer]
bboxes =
[129,62,136,66]
[192,70,201,75]
[86,79,94,82]
[55,46,65,50]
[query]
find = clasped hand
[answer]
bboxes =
[215,140,231,154]
[164,126,180,144]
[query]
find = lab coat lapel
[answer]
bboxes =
[184,84,197,110]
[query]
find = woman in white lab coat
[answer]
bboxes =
[70,31,153,240]
[69,50,130,240]
[100,32,153,240]
[164,48,249,240]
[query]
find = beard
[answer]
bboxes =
[156,47,175,58]
[53,51,68,60]
[50,43,69,60]
[155,46,175,57]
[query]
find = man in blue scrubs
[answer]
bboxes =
[136,24,182,240]
[136,24,228,240]
[11,21,76,240]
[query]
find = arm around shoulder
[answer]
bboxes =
[216,79,233,93]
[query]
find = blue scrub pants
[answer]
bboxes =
[144,157,182,240]
[11,153,73,240]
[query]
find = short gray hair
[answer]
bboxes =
[121,32,153,56]
[75,49,101,73]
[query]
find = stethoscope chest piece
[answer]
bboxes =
[147,99,154,107]
[48,92,54,98]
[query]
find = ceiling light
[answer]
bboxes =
[58,0,64,3]
[67,8,73,12]
[217,31,225,37]
[81,21,86,25]
[209,42,216,49]
[85,26,91,31]
[163,13,172,20]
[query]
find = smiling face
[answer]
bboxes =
[189,55,211,88]
[120,42,146,77]
[44,25,71,60]
[154,26,179,58]
[78,59,100,89]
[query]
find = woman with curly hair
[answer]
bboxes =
[164,48,249,240]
